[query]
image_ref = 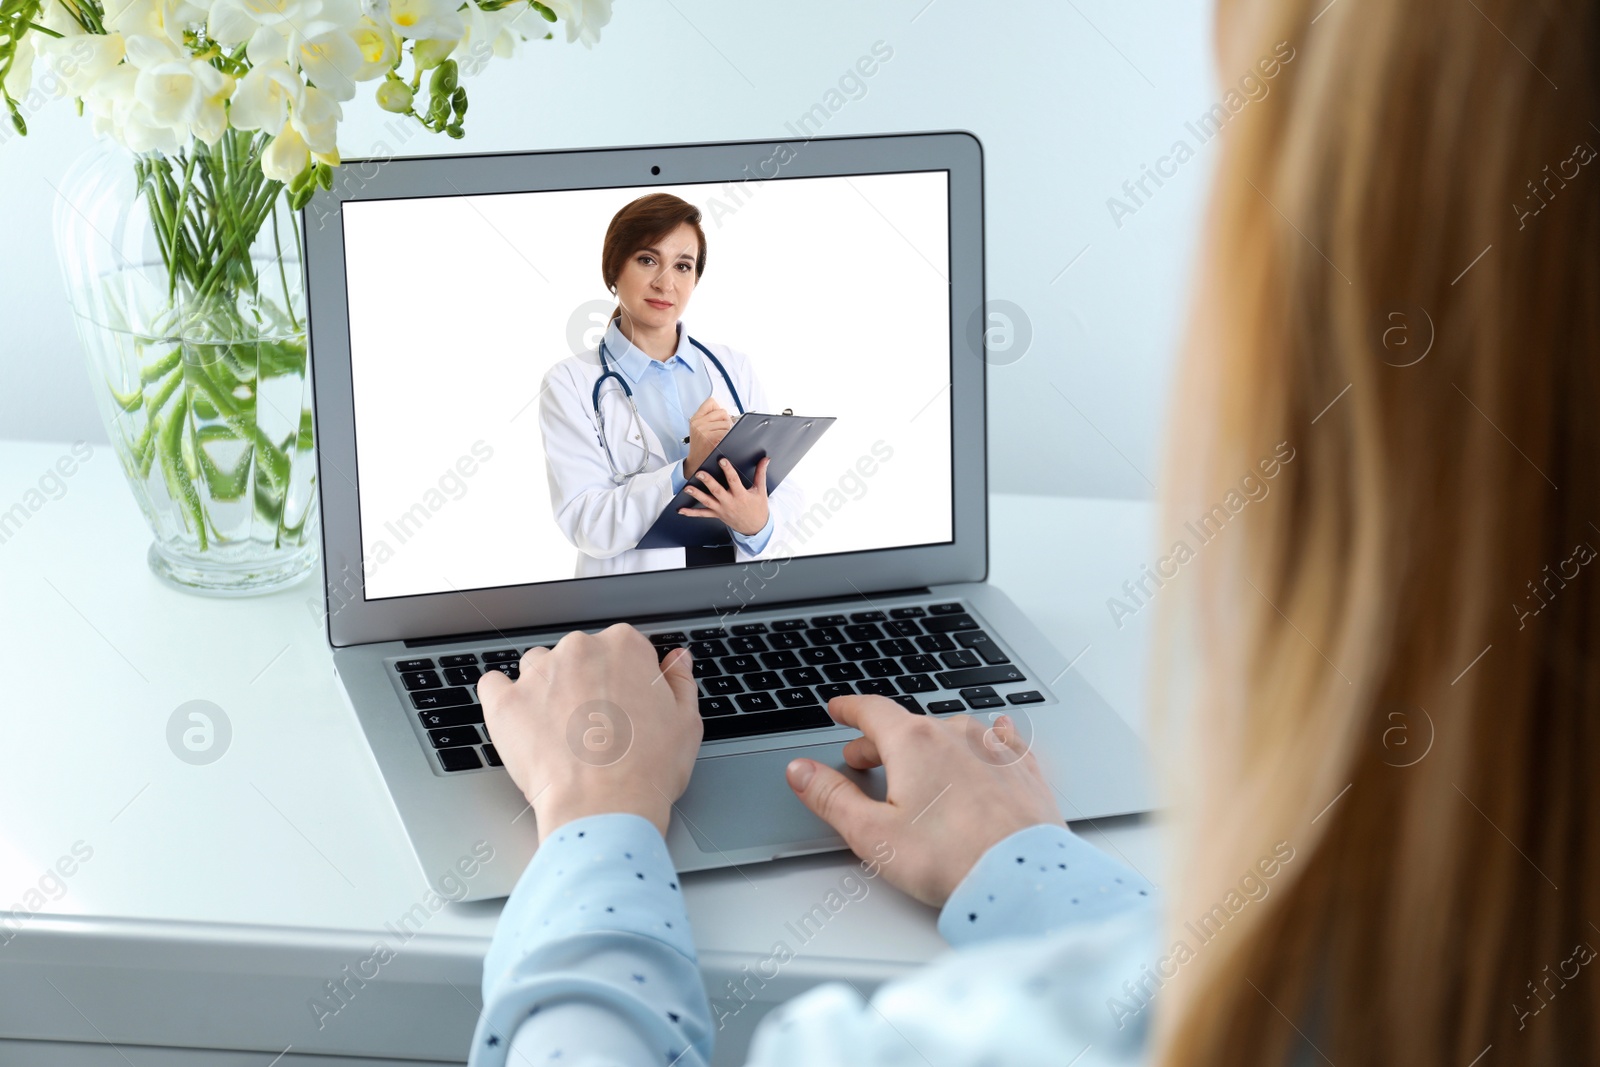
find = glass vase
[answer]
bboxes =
[52,130,318,596]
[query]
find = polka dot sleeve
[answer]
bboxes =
[935,822,1158,949]
[470,812,713,1067]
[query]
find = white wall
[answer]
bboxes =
[0,0,1217,500]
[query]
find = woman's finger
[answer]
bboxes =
[754,457,770,495]
[841,733,883,771]
[677,506,718,518]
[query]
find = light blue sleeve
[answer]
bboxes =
[729,510,777,556]
[671,461,688,495]
[937,822,1158,946]
[476,818,1159,1067]
[470,812,712,1067]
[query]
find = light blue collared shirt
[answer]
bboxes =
[602,318,775,554]
[469,813,1160,1066]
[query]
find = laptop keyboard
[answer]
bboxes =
[389,601,1046,773]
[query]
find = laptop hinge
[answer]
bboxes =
[401,586,935,648]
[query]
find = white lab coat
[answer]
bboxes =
[537,336,807,577]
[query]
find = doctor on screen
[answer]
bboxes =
[537,193,805,577]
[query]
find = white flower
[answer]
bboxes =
[2,29,37,99]
[454,0,535,74]
[102,0,195,49]
[544,0,611,48]
[290,82,341,156]
[35,33,127,100]
[132,49,234,141]
[227,58,306,132]
[84,65,185,154]
[349,16,400,80]
[261,118,309,181]
[383,0,463,42]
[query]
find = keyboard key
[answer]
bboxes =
[877,638,916,657]
[705,676,743,696]
[955,629,1011,665]
[889,606,927,618]
[418,706,484,729]
[940,649,982,669]
[799,646,840,665]
[929,602,965,614]
[863,658,903,678]
[401,670,442,691]
[857,678,897,696]
[772,618,809,631]
[691,627,728,640]
[760,650,801,670]
[411,688,474,710]
[437,747,483,772]
[923,614,980,634]
[483,662,520,680]
[810,614,847,627]
[898,674,937,694]
[735,691,780,713]
[395,658,434,672]
[655,642,683,661]
[744,671,784,691]
[839,642,876,661]
[721,654,759,674]
[808,626,846,645]
[844,623,885,642]
[703,705,834,740]
[439,654,478,667]
[776,687,819,708]
[936,665,1027,688]
[823,662,865,682]
[731,622,769,635]
[903,654,940,674]
[699,696,738,717]
[649,632,688,645]
[915,633,957,653]
[443,665,482,687]
[482,743,503,767]
[429,726,480,749]
[692,658,721,679]
[850,610,887,623]
[689,639,728,658]
[729,635,768,654]
[1007,690,1045,705]
[884,619,922,638]
[890,695,925,714]
[769,631,808,650]
[959,686,1002,708]
[816,683,855,702]
[928,699,966,713]
[482,649,520,662]
[783,666,824,687]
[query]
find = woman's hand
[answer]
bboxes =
[683,397,733,476]
[679,456,771,537]
[785,696,1064,908]
[477,624,703,843]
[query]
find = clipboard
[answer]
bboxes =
[636,411,835,551]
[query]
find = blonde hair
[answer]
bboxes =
[1151,0,1600,1063]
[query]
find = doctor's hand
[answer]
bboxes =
[784,695,1064,909]
[477,625,703,844]
[683,397,733,476]
[679,456,771,537]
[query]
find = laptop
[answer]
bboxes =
[301,130,1153,902]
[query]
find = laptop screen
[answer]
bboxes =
[341,170,954,600]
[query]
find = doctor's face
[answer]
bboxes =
[615,222,700,333]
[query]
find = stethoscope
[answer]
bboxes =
[592,335,746,484]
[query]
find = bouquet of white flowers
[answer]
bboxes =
[0,0,614,593]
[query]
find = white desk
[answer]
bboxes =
[0,438,1166,1066]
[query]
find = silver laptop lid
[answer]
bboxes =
[302,131,986,648]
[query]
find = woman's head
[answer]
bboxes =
[1155,0,1600,1063]
[601,193,707,331]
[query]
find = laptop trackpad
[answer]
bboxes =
[679,740,887,854]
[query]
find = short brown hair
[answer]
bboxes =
[602,193,707,320]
